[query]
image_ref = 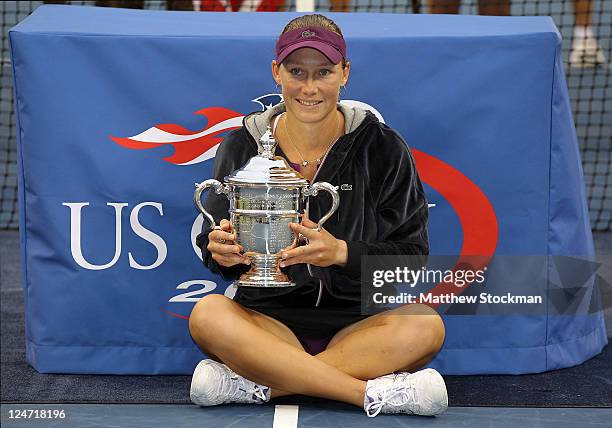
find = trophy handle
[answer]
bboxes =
[305,181,340,230]
[194,179,229,230]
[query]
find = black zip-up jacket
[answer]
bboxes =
[196,103,429,310]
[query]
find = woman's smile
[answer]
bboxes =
[296,99,322,107]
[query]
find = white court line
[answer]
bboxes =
[273,405,299,428]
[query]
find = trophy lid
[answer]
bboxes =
[225,128,309,186]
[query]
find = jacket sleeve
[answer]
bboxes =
[195,129,256,280]
[331,126,429,282]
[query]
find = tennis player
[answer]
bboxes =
[189,14,448,418]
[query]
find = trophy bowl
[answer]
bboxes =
[194,128,339,288]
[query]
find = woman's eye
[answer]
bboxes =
[319,69,331,76]
[290,68,302,76]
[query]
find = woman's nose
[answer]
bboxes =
[301,78,317,95]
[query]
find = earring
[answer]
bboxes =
[275,83,281,92]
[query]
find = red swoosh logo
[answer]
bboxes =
[413,149,499,307]
[110,107,243,165]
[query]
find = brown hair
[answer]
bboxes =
[281,14,344,37]
[280,14,347,68]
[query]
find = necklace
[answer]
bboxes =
[283,112,342,168]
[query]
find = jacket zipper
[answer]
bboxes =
[308,134,343,308]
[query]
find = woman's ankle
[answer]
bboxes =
[270,388,294,399]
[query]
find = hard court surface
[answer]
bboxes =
[1,403,612,427]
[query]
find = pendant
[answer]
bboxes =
[302,160,308,167]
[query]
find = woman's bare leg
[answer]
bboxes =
[189,294,366,407]
[271,304,445,398]
[317,304,445,379]
[274,304,444,397]
[573,0,592,27]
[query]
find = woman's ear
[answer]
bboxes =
[271,60,281,86]
[341,61,351,86]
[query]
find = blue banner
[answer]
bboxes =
[10,5,605,374]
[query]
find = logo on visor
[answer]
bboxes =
[301,30,316,38]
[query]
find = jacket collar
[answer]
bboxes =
[242,102,373,153]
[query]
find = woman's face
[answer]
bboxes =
[272,47,350,125]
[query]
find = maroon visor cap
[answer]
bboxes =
[275,26,347,65]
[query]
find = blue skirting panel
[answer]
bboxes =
[9,5,606,374]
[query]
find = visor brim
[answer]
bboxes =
[277,41,343,65]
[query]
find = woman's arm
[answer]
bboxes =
[338,129,429,278]
[280,125,429,301]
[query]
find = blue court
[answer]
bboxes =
[2,404,612,427]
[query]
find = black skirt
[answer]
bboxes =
[246,304,371,337]
[235,283,372,337]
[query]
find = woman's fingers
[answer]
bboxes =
[208,219,249,266]
[301,217,319,229]
[214,252,250,267]
[281,218,343,268]
[289,222,319,240]
[209,240,250,266]
[280,244,319,267]
[209,219,236,245]
[208,241,241,255]
[282,222,319,266]
[210,229,235,244]
[220,219,233,232]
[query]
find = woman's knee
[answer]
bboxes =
[389,305,446,356]
[422,312,445,355]
[189,294,240,342]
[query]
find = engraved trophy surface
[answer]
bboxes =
[194,128,339,287]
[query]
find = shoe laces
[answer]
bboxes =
[226,373,268,403]
[365,373,416,418]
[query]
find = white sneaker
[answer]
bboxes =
[363,369,448,417]
[190,359,271,406]
[570,36,607,67]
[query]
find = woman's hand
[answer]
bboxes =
[207,219,250,268]
[280,218,348,268]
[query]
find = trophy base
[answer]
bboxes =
[234,254,296,288]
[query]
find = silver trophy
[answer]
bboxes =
[194,128,339,287]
